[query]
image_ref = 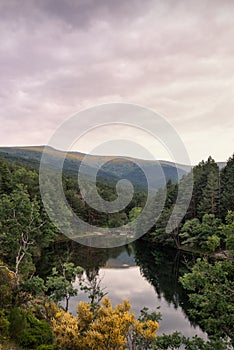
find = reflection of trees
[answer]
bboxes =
[134,239,197,325]
[36,239,126,280]
[37,238,199,326]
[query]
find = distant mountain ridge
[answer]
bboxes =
[0,146,225,190]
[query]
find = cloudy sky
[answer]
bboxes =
[0,0,234,164]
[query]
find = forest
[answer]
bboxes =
[0,153,233,349]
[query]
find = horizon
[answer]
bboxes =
[0,143,230,166]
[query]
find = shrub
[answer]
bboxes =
[0,310,10,341]
[36,345,55,350]
[9,307,53,349]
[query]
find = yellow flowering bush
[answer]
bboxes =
[51,297,159,350]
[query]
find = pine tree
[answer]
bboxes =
[187,157,220,220]
[0,159,12,194]
[198,170,220,217]
[220,154,234,218]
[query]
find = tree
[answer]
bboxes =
[46,263,83,312]
[198,214,222,250]
[0,261,14,309]
[153,207,174,245]
[0,185,54,287]
[187,157,219,220]
[179,218,201,247]
[51,298,159,350]
[79,271,107,312]
[108,212,128,228]
[220,154,234,218]
[129,207,142,221]
[180,258,234,344]
[179,214,222,250]
[222,211,234,252]
[0,159,12,194]
[12,167,39,197]
[8,307,53,349]
[0,309,10,343]
[153,332,229,350]
[206,234,220,253]
[198,170,220,217]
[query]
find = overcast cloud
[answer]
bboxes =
[0,0,234,163]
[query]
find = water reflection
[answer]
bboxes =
[72,267,205,337]
[37,239,206,338]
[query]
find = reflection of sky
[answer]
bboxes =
[69,266,206,338]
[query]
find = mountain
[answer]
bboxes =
[0,146,191,190]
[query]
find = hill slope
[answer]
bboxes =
[0,146,191,189]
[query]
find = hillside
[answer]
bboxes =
[0,146,191,190]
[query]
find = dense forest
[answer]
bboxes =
[0,153,233,349]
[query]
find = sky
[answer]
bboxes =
[0,0,234,164]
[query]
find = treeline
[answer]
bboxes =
[148,154,234,253]
[142,154,234,349]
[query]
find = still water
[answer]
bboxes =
[45,239,207,338]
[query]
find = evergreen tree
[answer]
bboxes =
[220,154,234,218]
[198,170,220,217]
[0,159,12,194]
[187,156,220,220]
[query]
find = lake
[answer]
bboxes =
[41,239,206,338]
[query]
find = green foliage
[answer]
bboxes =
[12,167,39,197]
[180,258,234,343]
[108,211,128,227]
[9,307,28,340]
[222,210,234,251]
[134,307,161,349]
[8,307,53,349]
[51,297,159,350]
[0,263,14,308]
[150,181,178,247]
[206,234,220,253]
[1,151,234,349]
[220,154,234,217]
[187,156,220,220]
[63,173,146,230]
[198,170,220,217]
[20,276,47,297]
[0,310,10,341]
[129,206,142,221]
[79,273,107,312]
[179,218,202,246]
[180,214,222,251]
[0,158,12,194]
[0,184,55,287]
[154,332,229,349]
[36,345,55,350]
[138,306,161,323]
[46,263,83,311]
